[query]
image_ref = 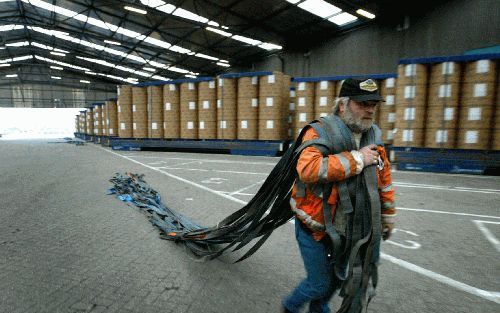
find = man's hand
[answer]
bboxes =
[359,144,379,168]
[382,222,394,240]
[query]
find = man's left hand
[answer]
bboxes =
[382,223,394,240]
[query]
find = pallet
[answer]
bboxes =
[109,138,288,157]
[392,147,500,175]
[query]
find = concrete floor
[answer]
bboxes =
[0,139,499,313]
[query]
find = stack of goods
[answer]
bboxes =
[424,61,461,148]
[86,106,94,136]
[314,80,336,119]
[105,100,118,137]
[217,76,237,139]
[102,103,107,136]
[147,86,164,138]
[457,59,497,150]
[180,82,198,139]
[237,75,259,140]
[294,81,315,138]
[394,63,429,147]
[117,85,133,138]
[79,111,86,134]
[287,87,296,140]
[258,72,290,140]
[163,83,180,139]
[198,80,217,139]
[132,87,148,138]
[378,77,397,144]
[74,115,79,134]
[93,104,103,136]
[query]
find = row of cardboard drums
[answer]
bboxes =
[112,73,291,141]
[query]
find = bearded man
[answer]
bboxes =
[282,78,396,313]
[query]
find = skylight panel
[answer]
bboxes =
[232,35,262,46]
[5,74,18,78]
[140,0,165,7]
[148,61,168,69]
[217,62,230,67]
[167,66,189,74]
[206,27,232,37]
[169,45,192,54]
[12,55,33,62]
[0,25,23,32]
[6,41,29,47]
[172,7,208,23]
[298,0,341,19]
[85,71,97,75]
[143,67,155,72]
[286,0,301,4]
[156,4,176,14]
[143,37,171,49]
[0,64,11,67]
[51,76,61,79]
[80,80,91,84]
[50,51,66,57]
[185,74,197,78]
[151,75,171,81]
[356,9,375,19]
[207,21,220,27]
[328,12,357,25]
[50,66,63,70]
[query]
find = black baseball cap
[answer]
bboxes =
[339,78,385,102]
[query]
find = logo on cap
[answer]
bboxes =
[359,79,377,92]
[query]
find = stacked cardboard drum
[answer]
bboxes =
[378,77,397,144]
[198,80,217,139]
[258,72,290,140]
[132,87,148,138]
[80,111,86,134]
[294,81,315,137]
[457,59,497,149]
[163,83,180,139]
[94,104,103,136]
[147,86,164,138]
[117,85,133,138]
[86,107,94,136]
[314,80,336,119]
[180,82,198,139]
[101,103,107,136]
[287,87,296,140]
[75,115,79,133]
[105,100,118,137]
[424,62,461,148]
[237,76,259,140]
[394,64,428,147]
[217,77,237,139]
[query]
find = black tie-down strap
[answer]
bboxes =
[108,125,321,262]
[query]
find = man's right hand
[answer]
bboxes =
[359,144,380,168]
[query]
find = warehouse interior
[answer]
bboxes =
[1,1,499,313]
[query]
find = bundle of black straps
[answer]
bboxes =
[108,129,308,262]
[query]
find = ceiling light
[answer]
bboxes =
[219,59,229,63]
[356,9,375,19]
[124,6,147,14]
[286,0,301,4]
[151,75,170,80]
[104,40,121,45]
[172,7,208,23]
[206,27,232,37]
[50,66,63,70]
[328,12,358,25]
[232,35,262,46]
[80,80,90,84]
[195,53,219,61]
[185,74,197,78]
[0,64,11,67]
[85,71,97,75]
[51,76,61,79]
[143,67,155,72]
[217,62,230,67]
[298,0,341,19]
[12,55,33,62]
[50,51,66,57]
[5,74,18,78]
[259,42,283,50]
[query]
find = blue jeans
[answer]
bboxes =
[283,219,339,313]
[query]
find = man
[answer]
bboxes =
[282,78,396,313]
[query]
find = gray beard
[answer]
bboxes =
[342,106,374,133]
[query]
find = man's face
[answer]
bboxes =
[341,100,379,133]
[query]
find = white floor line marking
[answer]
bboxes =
[101,146,500,304]
[394,183,500,195]
[473,220,500,253]
[123,155,277,165]
[99,147,247,205]
[397,207,500,220]
[153,167,269,175]
[380,253,500,304]
[228,180,266,196]
[160,160,201,167]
